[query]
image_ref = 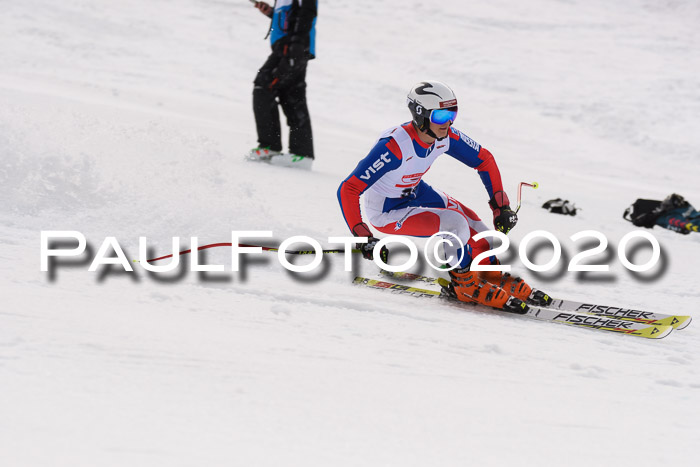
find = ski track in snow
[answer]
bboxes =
[2,1,700,466]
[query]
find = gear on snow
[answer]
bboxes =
[542,198,578,216]
[624,193,699,234]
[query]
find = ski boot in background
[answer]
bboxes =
[444,267,528,314]
[245,146,281,162]
[479,270,552,307]
[268,153,313,170]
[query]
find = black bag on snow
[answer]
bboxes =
[542,198,577,216]
[623,193,690,228]
[623,198,663,228]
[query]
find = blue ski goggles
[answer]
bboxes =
[430,107,458,125]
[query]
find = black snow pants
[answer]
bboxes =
[253,44,314,159]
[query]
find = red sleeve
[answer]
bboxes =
[474,147,504,198]
[337,136,402,232]
[337,175,368,230]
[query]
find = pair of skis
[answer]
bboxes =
[353,271,691,339]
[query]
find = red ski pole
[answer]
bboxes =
[515,181,539,214]
[140,242,360,263]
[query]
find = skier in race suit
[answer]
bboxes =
[338,81,545,312]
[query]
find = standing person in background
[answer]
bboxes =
[246,0,317,170]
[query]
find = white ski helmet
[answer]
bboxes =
[407,81,458,133]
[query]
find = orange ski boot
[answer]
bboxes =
[447,268,528,314]
[479,270,552,307]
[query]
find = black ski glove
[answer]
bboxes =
[489,191,518,234]
[352,222,389,263]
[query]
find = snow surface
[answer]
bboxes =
[2,1,700,466]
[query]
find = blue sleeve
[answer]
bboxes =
[342,137,403,190]
[444,127,483,167]
[444,127,504,199]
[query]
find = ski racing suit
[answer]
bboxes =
[338,122,505,268]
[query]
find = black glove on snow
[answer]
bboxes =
[352,222,389,263]
[489,191,518,234]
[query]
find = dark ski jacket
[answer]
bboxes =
[267,0,318,58]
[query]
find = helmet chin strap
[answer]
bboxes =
[417,121,449,141]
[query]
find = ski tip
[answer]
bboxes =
[636,324,673,339]
[651,315,692,330]
[673,315,692,331]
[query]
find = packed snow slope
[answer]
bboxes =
[2,1,700,466]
